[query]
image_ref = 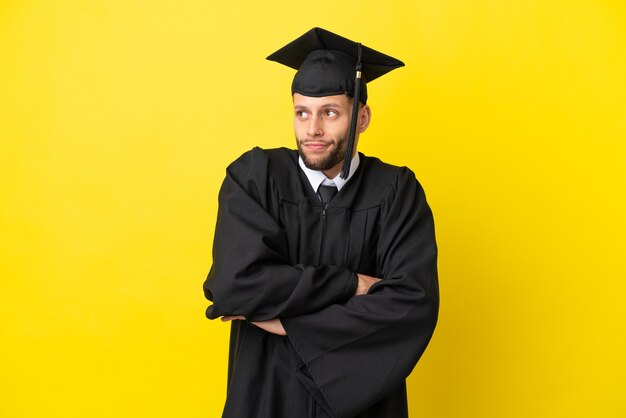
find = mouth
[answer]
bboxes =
[302,141,332,152]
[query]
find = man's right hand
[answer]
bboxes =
[355,273,382,296]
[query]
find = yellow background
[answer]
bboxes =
[1,1,625,417]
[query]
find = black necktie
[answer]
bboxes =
[318,185,338,204]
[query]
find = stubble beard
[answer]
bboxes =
[297,135,347,172]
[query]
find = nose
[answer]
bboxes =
[307,116,323,137]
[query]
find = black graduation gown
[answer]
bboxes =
[204,147,439,418]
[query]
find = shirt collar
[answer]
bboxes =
[298,153,360,193]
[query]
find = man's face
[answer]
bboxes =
[293,93,355,174]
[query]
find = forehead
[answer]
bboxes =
[292,93,351,108]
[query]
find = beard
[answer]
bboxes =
[297,135,348,172]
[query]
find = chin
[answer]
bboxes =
[302,158,327,171]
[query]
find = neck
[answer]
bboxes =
[322,161,343,179]
[325,148,358,179]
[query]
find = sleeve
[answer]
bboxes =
[281,167,439,418]
[203,148,358,321]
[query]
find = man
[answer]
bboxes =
[204,27,439,418]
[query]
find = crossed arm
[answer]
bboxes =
[221,273,381,335]
[205,150,438,418]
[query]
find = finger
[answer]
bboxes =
[221,316,245,322]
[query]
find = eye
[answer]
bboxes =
[295,110,309,119]
[325,109,339,118]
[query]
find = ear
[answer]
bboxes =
[358,104,371,133]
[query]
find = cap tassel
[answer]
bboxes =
[340,43,363,180]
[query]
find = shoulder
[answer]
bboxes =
[224,147,302,205]
[227,147,297,178]
[360,154,424,197]
[359,156,433,226]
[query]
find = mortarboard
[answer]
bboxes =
[267,27,404,179]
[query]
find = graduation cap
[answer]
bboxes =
[267,27,404,179]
